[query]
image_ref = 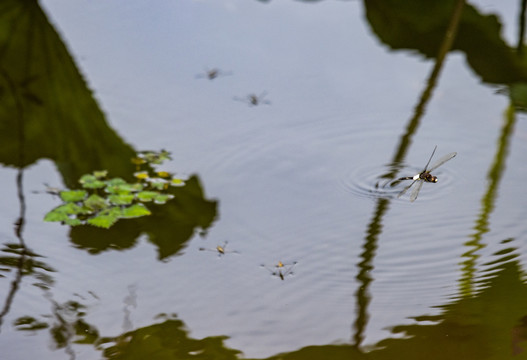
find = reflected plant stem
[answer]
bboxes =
[352,0,466,350]
[0,68,29,333]
[382,0,466,181]
[352,198,389,348]
[43,291,77,360]
[459,105,516,297]
[518,0,527,53]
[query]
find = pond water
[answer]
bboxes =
[1,0,527,359]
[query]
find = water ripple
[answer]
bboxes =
[339,161,457,203]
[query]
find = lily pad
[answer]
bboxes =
[83,194,108,212]
[153,194,174,204]
[121,203,151,218]
[44,203,85,222]
[170,178,185,187]
[59,190,87,202]
[108,193,135,205]
[79,174,106,189]
[86,207,122,229]
[137,191,160,202]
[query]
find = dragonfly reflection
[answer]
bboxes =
[397,146,456,202]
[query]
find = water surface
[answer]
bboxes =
[1,0,527,359]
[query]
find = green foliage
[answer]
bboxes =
[59,190,87,202]
[44,150,185,229]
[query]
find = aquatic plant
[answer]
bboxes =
[44,150,185,229]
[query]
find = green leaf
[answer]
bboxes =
[105,179,143,194]
[79,174,106,189]
[86,207,122,228]
[137,191,159,202]
[108,193,135,205]
[170,178,185,187]
[121,203,151,218]
[139,149,172,164]
[47,203,83,216]
[44,203,84,222]
[63,218,82,226]
[59,190,87,202]
[83,194,108,212]
[153,194,174,204]
[105,178,127,187]
[148,178,168,190]
[93,170,108,179]
[44,210,70,222]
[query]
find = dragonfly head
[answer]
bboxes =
[431,176,438,183]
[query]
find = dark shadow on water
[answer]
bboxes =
[0,0,216,345]
[0,0,217,261]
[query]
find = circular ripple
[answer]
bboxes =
[339,161,458,203]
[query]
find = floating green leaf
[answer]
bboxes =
[139,149,172,164]
[105,179,143,194]
[121,204,151,218]
[44,150,186,229]
[148,178,168,190]
[44,211,70,223]
[93,170,108,179]
[170,178,185,187]
[63,218,82,226]
[79,174,105,189]
[59,190,87,202]
[83,194,108,212]
[137,191,159,202]
[86,207,122,229]
[108,193,135,205]
[44,203,84,222]
[153,194,174,204]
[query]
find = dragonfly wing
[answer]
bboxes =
[397,180,417,198]
[409,180,424,202]
[423,145,438,171]
[428,152,457,172]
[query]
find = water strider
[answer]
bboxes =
[397,146,457,202]
[233,91,271,106]
[261,261,297,280]
[199,241,239,257]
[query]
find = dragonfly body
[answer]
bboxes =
[397,146,456,202]
[399,172,437,183]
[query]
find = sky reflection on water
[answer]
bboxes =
[0,0,527,358]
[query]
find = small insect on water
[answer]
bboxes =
[199,241,239,257]
[396,145,457,202]
[195,68,232,80]
[261,261,298,280]
[32,183,61,198]
[233,91,271,107]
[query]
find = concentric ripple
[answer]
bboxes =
[339,161,457,203]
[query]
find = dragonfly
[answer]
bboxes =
[199,241,239,257]
[261,261,297,280]
[397,146,457,202]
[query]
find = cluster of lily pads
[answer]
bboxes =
[44,150,185,229]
